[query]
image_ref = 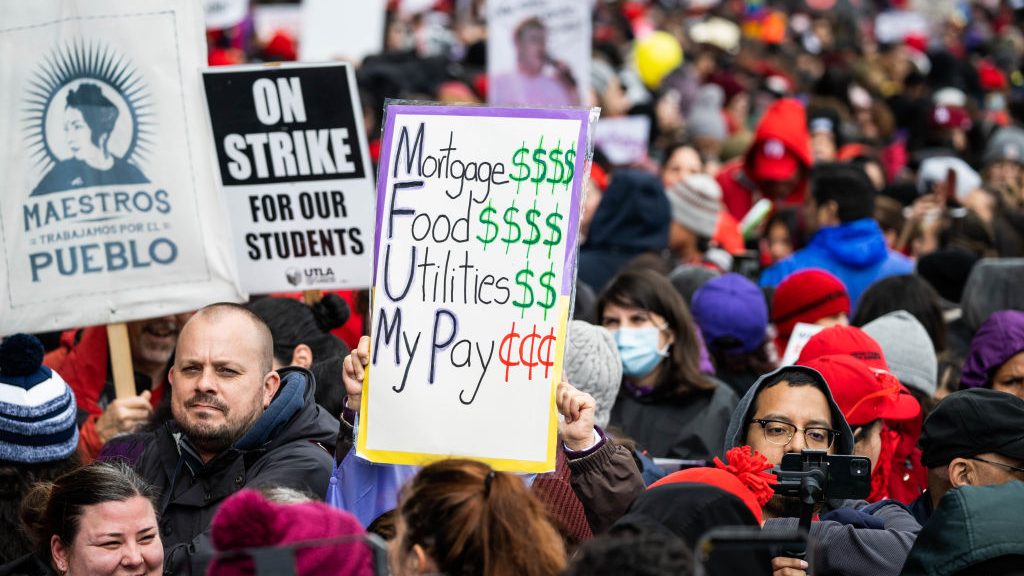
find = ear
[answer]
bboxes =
[290,344,313,369]
[948,458,978,488]
[51,535,69,573]
[821,199,840,220]
[262,371,282,408]
[168,366,175,386]
[412,544,435,575]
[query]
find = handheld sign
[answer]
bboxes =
[780,322,825,366]
[202,63,375,293]
[359,103,596,472]
[0,0,244,335]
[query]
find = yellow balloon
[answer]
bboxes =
[634,31,684,90]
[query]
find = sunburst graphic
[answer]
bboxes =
[22,39,155,174]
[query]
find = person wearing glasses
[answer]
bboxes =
[910,388,1024,525]
[722,365,921,576]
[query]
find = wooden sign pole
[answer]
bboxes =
[106,323,136,399]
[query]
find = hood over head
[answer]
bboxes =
[584,168,671,251]
[744,98,813,183]
[724,365,855,457]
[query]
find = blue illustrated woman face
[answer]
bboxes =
[64,106,95,161]
[61,83,119,170]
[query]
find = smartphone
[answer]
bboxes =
[778,452,871,501]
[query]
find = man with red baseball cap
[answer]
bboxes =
[716,98,813,221]
[801,355,920,502]
[797,325,927,503]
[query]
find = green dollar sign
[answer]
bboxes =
[476,200,498,250]
[547,139,564,192]
[563,146,576,185]
[544,203,564,259]
[513,264,535,314]
[539,263,557,321]
[501,204,521,254]
[523,204,542,249]
[510,142,530,193]
[531,136,547,194]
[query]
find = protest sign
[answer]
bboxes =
[487,0,590,108]
[300,0,386,63]
[203,63,375,293]
[0,0,243,335]
[358,103,596,472]
[595,116,651,166]
[780,322,825,366]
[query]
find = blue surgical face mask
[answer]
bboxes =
[615,326,670,378]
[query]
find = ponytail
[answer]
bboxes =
[397,460,566,576]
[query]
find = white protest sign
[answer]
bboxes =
[204,0,249,30]
[202,63,375,293]
[300,0,386,63]
[487,0,591,108]
[594,116,651,166]
[252,3,302,45]
[874,10,928,44]
[359,104,596,472]
[0,0,244,335]
[780,322,825,366]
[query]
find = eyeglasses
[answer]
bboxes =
[971,456,1024,475]
[751,419,840,450]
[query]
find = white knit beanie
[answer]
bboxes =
[564,321,622,429]
[666,174,721,239]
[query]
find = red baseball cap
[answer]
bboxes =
[796,325,888,372]
[801,355,921,426]
[752,138,800,182]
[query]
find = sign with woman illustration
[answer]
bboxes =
[0,0,243,335]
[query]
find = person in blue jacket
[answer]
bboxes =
[760,163,912,311]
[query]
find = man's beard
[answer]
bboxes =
[763,494,824,520]
[177,393,262,456]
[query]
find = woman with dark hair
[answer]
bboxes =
[248,293,351,416]
[598,269,738,461]
[3,461,162,576]
[32,82,148,196]
[851,274,948,353]
[390,459,566,576]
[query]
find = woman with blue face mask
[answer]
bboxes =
[598,269,738,462]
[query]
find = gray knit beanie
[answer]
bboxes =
[862,310,938,397]
[686,84,727,141]
[564,320,622,429]
[982,126,1024,167]
[666,173,722,238]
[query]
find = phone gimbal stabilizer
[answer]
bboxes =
[772,450,872,559]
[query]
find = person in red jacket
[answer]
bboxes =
[716,98,813,221]
[44,315,188,461]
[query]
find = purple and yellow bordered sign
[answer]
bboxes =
[358,103,594,472]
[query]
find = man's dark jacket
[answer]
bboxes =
[135,367,338,575]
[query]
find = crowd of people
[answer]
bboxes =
[3,0,1024,574]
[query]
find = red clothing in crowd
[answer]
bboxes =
[717,98,813,221]
[44,327,165,462]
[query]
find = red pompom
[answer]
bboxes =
[714,446,778,507]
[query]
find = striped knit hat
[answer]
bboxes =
[666,174,722,238]
[0,334,79,464]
